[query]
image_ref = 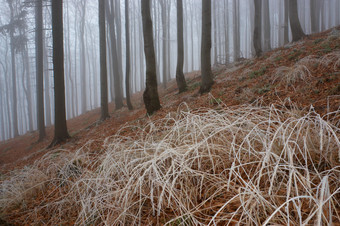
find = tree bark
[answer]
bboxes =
[8,1,19,137]
[125,0,133,110]
[263,0,271,51]
[289,0,305,42]
[141,0,161,115]
[199,0,213,94]
[176,0,187,93]
[253,0,262,57]
[50,0,70,147]
[284,0,289,44]
[99,0,109,120]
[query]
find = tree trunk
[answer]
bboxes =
[176,0,187,93]
[80,1,87,113]
[106,0,124,109]
[125,0,133,110]
[253,0,262,57]
[224,0,230,63]
[8,1,19,137]
[284,0,289,44]
[141,0,161,115]
[50,0,70,147]
[263,0,271,51]
[199,0,213,94]
[289,0,305,42]
[233,0,240,60]
[99,0,109,120]
[310,0,320,33]
[160,0,167,88]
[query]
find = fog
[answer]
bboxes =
[0,0,339,141]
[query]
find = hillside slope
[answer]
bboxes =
[0,27,339,225]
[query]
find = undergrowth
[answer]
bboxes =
[1,100,339,225]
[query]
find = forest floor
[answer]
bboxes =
[0,27,339,225]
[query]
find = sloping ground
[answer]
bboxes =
[0,27,339,225]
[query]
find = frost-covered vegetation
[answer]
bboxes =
[1,102,339,225]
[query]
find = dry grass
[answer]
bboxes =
[273,55,317,88]
[320,51,340,70]
[1,102,339,225]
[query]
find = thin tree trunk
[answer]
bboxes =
[125,0,133,110]
[253,0,262,57]
[99,0,109,120]
[263,0,271,51]
[176,0,187,93]
[8,1,19,137]
[199,0,213,94]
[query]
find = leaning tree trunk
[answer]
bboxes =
[199,0,214,94]
[141,0,161,115]
[253,0,262,57]
[125,0,133,110]
[176,0,187,93]
[99,0,109,120]
[50,0,70,147]
[289,0,305,42]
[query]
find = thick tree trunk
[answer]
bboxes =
[50,0,70,147]
[176,0,187,93]
[99,0,109,120]
[125,0,133,110]
[289,0,305,42]
[253,0,262,57]
[199,0,213,94]
[141,0,161,115]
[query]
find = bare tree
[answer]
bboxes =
[106,0,124,110]
[50,0,70,147]
[253,0,262,57]
[199,0,213,94]
[263,0,271,51]
[125,0,133,110]
[99,0,109,120]
[141,0,161,115]
[35,0,45,141]
[289,0,305,42]
[176,0,187,93]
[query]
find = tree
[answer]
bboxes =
[176,0,187,93]
[253,0,262,57]
[35,0,46,141]
[199,0,213,94]
[283,0,289,44]
[6,0,19,137]
[106,0,124,110]
[289,0,305,42]
[233,0,240,60]
[141,0,161,115]
[125,0,133,110]
[262,0,271,51]
[99,0,109,120]
[50,0,70,147]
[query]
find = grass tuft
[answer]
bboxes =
[1,103,339,225]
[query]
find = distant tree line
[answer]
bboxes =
[0,0,339,143]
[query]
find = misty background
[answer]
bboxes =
[0,0,339,141]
